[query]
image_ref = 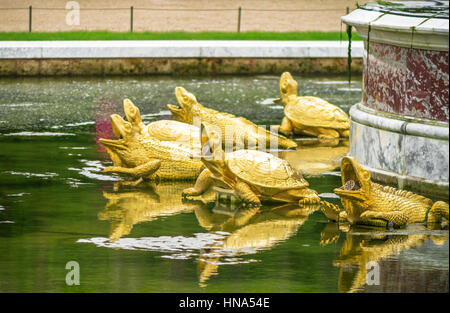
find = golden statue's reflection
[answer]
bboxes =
[277,139,349,176]
[98,181,215,242]
[195,201,320,287]
[321,223,449,293]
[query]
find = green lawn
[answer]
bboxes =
[0,31,362,41]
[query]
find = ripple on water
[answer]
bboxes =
[77,232,260,264]
[259,98,278,105]
[64,177,91,188]
[321,171,342,177]
[269,105,284,110]
[337,88,363,92]
[68,159,121,182]
[78,233,226,253]
[0,103,39,107]
[52,121,95,129]
[141,110,172,118]
[311,80,355,85]
[59,147,88,150]
[318,193,340,199]
[3,171,59,179]
[2,132,75,136]
[6,193,31,197]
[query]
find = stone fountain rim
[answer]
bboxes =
[342,8,449,51]
[350,103,449,141]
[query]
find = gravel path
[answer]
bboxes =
[0,0,356,32]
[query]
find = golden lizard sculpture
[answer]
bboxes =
[167,86,297,150]
[99,114,204,181]
[321,156,449,228]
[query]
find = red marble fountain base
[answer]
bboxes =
[363,41,449,123]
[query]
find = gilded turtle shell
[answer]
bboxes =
[285,96,350,129]
[146,120,200,146]
[226,150,308,189]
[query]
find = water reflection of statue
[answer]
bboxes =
[278,139,349,176]
[195,203,320,287]
[98,182,214,242]
[321,223,449,293]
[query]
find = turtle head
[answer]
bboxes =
[123,98,144,133]
[276,72,298,106]
[99,114,134,165]
[200,122,225,177]
[168,87,198,123]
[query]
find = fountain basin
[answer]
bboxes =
[342,1,449,198]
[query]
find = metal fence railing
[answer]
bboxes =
[0,6,351,33]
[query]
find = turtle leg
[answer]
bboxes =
[339,129,350,138]
[298,127,322,138]
[427,201,449,224]
[234,178,261,207]
[321,200,348,222]
[300,127,339,139]
[182,169,213,197]
[317,128,340,139]
[297,189,320,207]
[271,188,319,205]
[279,117,294,136]
[104,159,161,178]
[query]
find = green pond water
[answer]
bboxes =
[0,75,448,293]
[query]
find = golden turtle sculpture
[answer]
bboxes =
[275,72,350,139]
[122,98,201,150]
[99,114,203,181]
[182,123,319,207]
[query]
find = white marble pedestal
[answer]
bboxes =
[349,103,449,198]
